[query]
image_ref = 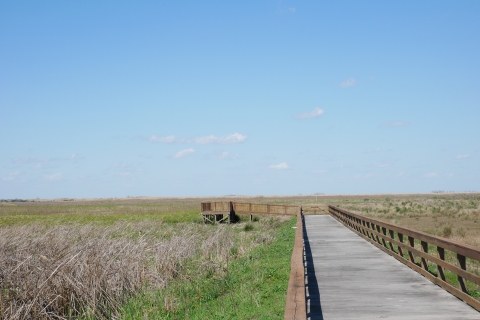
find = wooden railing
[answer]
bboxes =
[200,201,232,213]
[284,207,306,320]
[329,205,480,311]
[200,201,299,215]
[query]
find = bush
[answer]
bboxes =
[244,223,254,231]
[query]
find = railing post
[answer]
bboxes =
[437,247,446,281]
[397,233,404,258]
[457,254,467,293]
[407,236,415,263]
[381,227,388,248]
[421,241,429,271]
[388,229,395,252]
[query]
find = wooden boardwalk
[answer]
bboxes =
[304,215,480,319]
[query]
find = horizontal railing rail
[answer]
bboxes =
[329,204,480,311]
[284,207,306,320]
[200,201,299,215]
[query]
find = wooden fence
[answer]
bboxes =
[284,207,306,320]
[329,204,480,311]
[200,201,299,216]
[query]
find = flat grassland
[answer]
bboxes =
[0,198,294,319]
[2,193,479,319]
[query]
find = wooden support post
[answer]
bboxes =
[381,227,388,248]
[388,229,395,253]
[457,254,467,293]
[375,225,382,245]
[437,246,446,281]
[421,241,429,271]
[397,233,404,258]
[250,215,253,222]
[408,236,415,264]
[229,201,234,224]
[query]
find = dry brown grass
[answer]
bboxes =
[0,214,283,319]
[322,193,480,248]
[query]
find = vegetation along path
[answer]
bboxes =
[304,215,479,319]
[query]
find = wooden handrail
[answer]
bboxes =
[328,204,480,311]
[200,201,299,216]
[284,207,306,320]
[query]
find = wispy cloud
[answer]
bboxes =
[150,133,246,145]
[313,169,327,174]
[377,162,392,168]
[173,148,195,158]
[12,154,82,165]
[288,7,296,13]
[456,154,470,159]
[219,151,229,159]
[2,171,21,181]
[340,77,356,88]
[269,162,290,170]
[382,121,411,128]
[295,108,324,119]
[193,133,246,144]
[13,156,50,164]
[364,147,384,153]
[44,173,62,181]
[424,172,439,178]
[150,135,185,143]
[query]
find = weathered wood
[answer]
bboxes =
[304,215,479,319]
[284,207,306,320]
[329,205,480,312]
[438,246,446,281]
[335,215,480,286]
[329,205,480,261]
[201,201,299,216]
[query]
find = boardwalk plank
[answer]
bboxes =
[304,215,480,320]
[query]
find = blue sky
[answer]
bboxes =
[1,1,479,199]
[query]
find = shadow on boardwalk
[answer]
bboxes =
[303,217,324,320]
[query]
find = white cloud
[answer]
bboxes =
[377,162,392,168]
[424,172,439,178]
[288,7,296,13]
[382,121,411,128]
[295,108,325,119]
[269,162,290,170]
[354,173,373,179]
[220,151,229,159]
[456,154,470,159]
[193,133,246,144]
[150,135,184,143]
[13,156,50,164]
[340,77,356,88]
[365,147,383,153]
[173,148,195,158]
[313,169,327,174]
[2,172,20,181]
[150,133,246,145]
[44,173,62,181]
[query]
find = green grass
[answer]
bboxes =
[0,204,201,226]
[120,217,296,319]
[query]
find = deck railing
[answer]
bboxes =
[284,207,306,320]
[329,205,480,311]
[200,201,299,215]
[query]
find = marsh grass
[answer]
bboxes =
[0,198,291,319]
[121,217,296,319]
